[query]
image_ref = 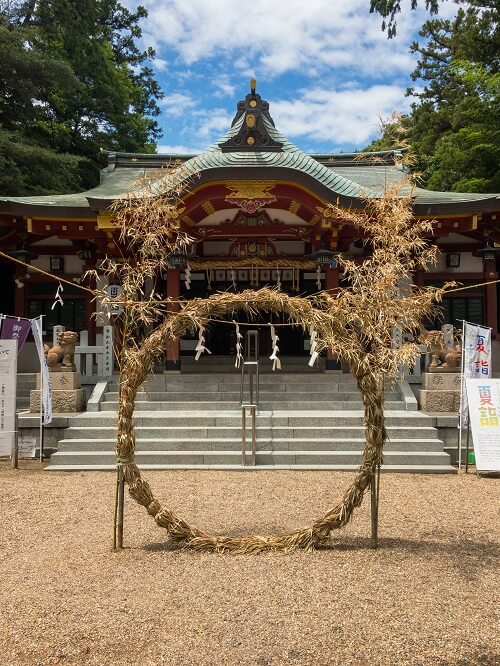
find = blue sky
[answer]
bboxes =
[128,0,458,155]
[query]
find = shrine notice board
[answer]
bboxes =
[465,378,500,472]
[0,339,17,456]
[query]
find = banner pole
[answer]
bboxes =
[39,356,44,462]
[38,316,45,463]
[458,319,466,470]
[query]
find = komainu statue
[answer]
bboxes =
[44,331,79,371]
[425,331,461,373]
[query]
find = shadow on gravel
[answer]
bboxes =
[142,535,499,568]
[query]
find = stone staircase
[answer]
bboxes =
[46,369,455,473]
[16,373,36,412]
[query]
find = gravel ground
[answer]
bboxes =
[0,464,498,666]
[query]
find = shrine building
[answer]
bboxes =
[1,81,499,372]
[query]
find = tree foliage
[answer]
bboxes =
[0,0,163,196]
[370,0,440,37]
[365,1,500,193]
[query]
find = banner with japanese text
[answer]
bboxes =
[465,378,500,472]
[31,316,52,425]
[0,339,17,456]
[0,315,31,354]
[461,324,492,427]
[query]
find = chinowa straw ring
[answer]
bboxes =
[116,288,385,553]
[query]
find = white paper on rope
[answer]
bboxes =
[308,328,319,367]
[184,262,191,290]
[465,378,500,472]
[31,316,52,425]
[234,321,243,368]
[269,324,281,371]
[194,325,212,361]
[51,282,64,310]
[0,339,17,456]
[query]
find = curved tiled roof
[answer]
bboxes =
[179,115,381,200]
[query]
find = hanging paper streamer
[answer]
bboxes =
[231,268,237,291]
[234,320,243,368]
[276,266,281,290]
[51,283,64,310]
[316,265,321,290]
[308,327,319,367]
[207,268,213,291]
[269,324,281,371]
[184,261,192,290]
[195,325,212,361]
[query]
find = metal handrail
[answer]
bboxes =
[240,330,259,466]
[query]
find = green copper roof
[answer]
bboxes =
[179,114,381,200]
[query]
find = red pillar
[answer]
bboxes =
[165,268,181,371]
[325,266,341,371]
[484,258,498,336]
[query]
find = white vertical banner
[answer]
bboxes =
[31,317,52,425]
[460,324,492,426]
[465,378,500,472]
[0,339,17,456]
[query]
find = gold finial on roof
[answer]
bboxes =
[250,78,256,93]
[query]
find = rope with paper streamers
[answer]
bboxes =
[194,324,211,360]
[269,324,281,371]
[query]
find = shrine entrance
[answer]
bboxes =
[178,268,320,366]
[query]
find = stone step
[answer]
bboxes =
[62,425,440,440]
[47,449,453,468]
[57,437,446,452]
[44,463,457,473]
[134,373,364,385]
[102,391,401,401]
[99,400,407,411]
[65,411,438,428]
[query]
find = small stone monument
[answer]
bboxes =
[418,330,462,412]
[30,331,85,413]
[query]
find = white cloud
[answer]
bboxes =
[157,143,207,154]
[272,84,411,147]
[194,109,234,138]
[139,0,444,78]
[213,75,236,98]
[160,92,197,116]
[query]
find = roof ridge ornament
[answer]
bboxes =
[219,79,283,153]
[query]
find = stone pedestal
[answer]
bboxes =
[418,372,462,412]
[30,372,85,413]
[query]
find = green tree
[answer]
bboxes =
[407,1,500,192]
[0,0,163,195]
[365,1,499,193]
